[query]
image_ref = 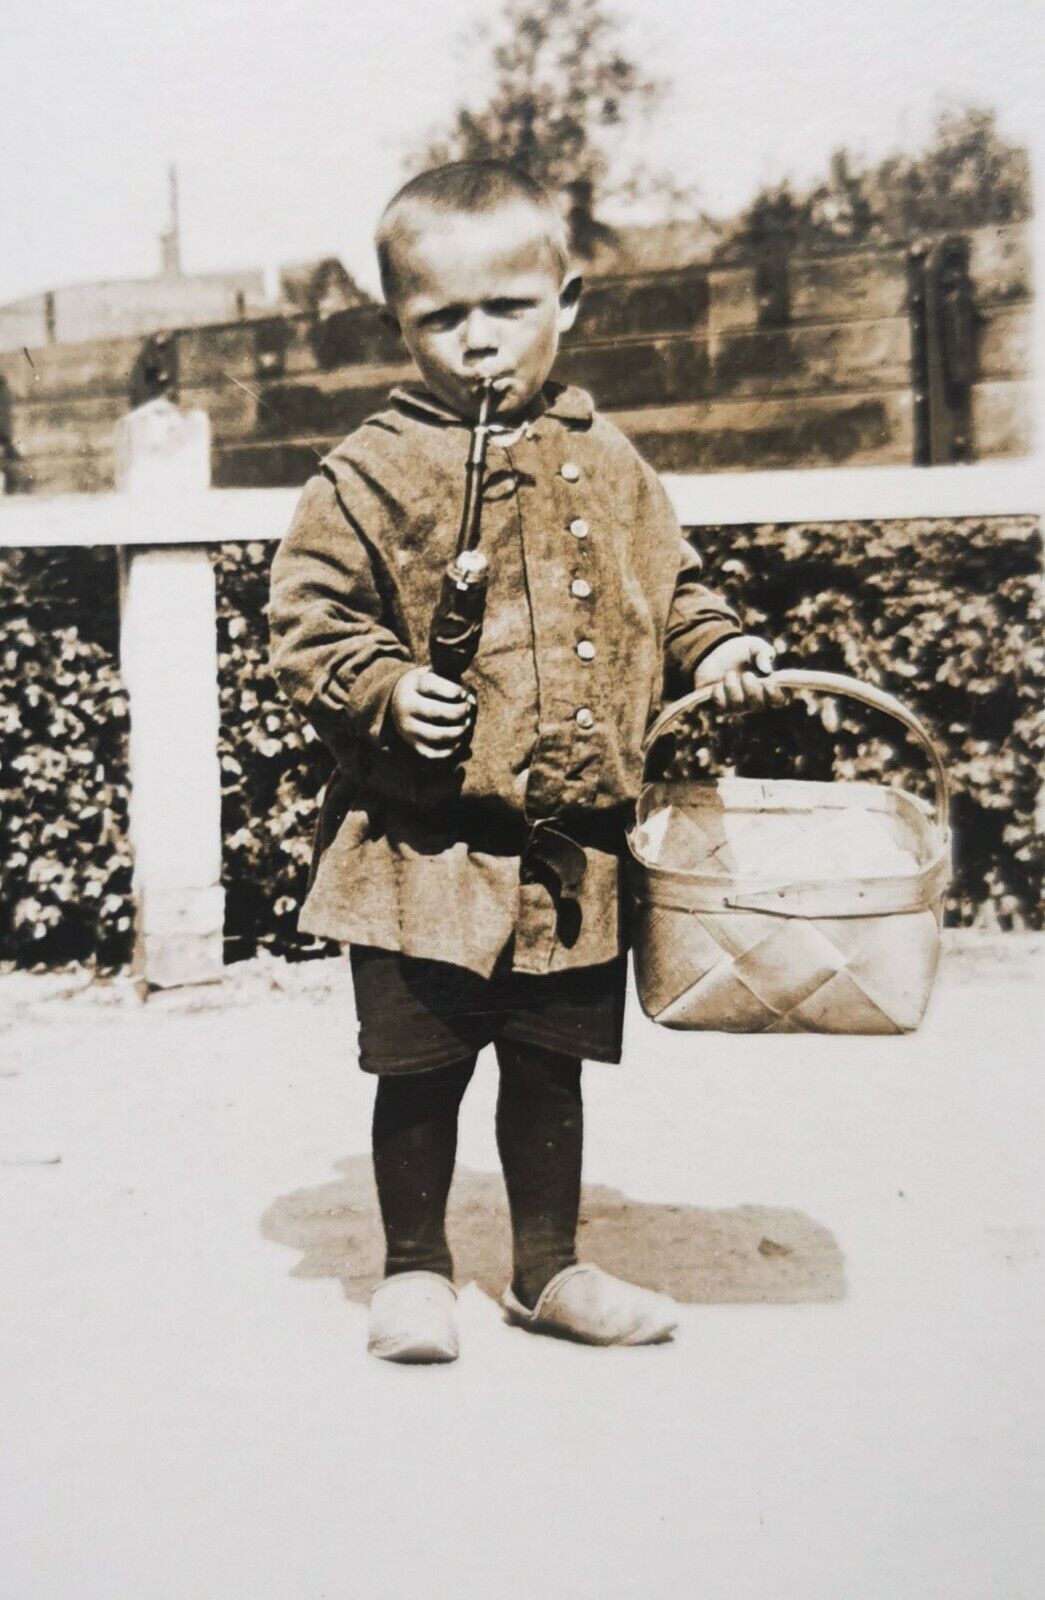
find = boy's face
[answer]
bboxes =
[386,201,580,420]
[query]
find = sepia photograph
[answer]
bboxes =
[1,1,1042,1595]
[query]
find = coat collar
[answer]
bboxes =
[389,381,594,430]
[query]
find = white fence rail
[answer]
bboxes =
[1,461,1041,552]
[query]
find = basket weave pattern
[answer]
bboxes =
[628,672,950,1037]
[632,903,942,1034]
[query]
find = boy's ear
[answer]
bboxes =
[557,272,583,333]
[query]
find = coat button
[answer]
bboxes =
[569,518,589,538]
[576,640,596,661]
[571,578,592,599]
[575,707,594,729]
[560,462,581,482]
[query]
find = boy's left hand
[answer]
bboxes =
[694,635,786,710]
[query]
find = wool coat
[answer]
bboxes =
[268,382,742,978]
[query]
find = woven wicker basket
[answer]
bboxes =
[627,670,951,1035]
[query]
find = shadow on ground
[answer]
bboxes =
[262,1157,846,1305]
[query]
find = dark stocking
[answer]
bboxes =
[495,1039,583,1310]
[371,1057,476,1281]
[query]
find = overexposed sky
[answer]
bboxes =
[1,0,1041,305]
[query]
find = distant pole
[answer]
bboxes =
[160,164,182,277]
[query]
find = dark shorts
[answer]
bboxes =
[349,945,628,1075]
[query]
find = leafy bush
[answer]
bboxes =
[681,517,1043,928]
[212,541,335,963]
[0,549,134,968]
[1,515,1041,970]
[213,515,1041,943]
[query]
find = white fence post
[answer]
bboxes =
[115,398,225,987]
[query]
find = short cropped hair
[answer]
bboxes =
[376,160,570,303]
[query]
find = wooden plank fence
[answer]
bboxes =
[0,224,1033,498]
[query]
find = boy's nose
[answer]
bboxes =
[463,307,497,354]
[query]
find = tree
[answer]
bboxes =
[413,0,687,258]
[868,107,1031,237]
[718,107,1031,260]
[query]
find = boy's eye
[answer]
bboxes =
[419,307,465,332]
[415,297,535,332]
[485,298,533,316]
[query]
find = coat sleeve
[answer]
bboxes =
[663,536,745,691]
[636,466,743,695]
[268,468,413,762]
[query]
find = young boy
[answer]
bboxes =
[269,161,780,1363]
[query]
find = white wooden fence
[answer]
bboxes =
[0,395,1041,988]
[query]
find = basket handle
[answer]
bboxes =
[643,669,949,831]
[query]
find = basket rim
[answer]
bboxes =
[627,851,950,918]
[644,669,949,830]
[632,773,944,856]
[636,772,938,812]
[627,775,950,918]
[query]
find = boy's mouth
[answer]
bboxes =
[470,372,514,394]
[462,372,515,418]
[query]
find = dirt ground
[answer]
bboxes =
[1,934,1042,1600]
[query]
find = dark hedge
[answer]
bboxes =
[675,518,1043,930]
[212,540,335,963]
[0,548,134,968]
[1,515,1041,970]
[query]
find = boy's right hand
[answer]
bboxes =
[390,667,475,760]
